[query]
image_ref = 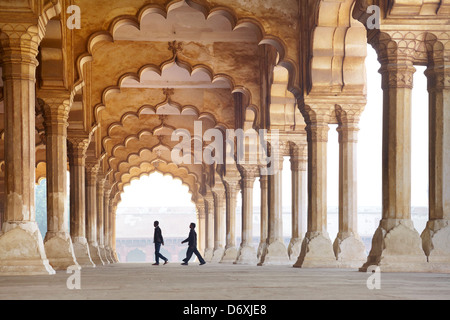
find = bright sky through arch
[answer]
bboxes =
[119,172,195,208]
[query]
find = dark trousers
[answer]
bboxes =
[154,242,168,264]
[183,246,205,264]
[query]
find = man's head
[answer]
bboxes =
[154,221,159,228]
[190,223,196,229]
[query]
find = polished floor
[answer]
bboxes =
[0,263,449,300]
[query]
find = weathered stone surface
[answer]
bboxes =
[360,219,429,273]
[294,232,338,268]
[0,222,55,275]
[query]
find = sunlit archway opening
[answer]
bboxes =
[115,172,196,263]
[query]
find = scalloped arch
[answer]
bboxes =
[74,0,301,122]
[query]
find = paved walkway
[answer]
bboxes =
[0,263,449,300]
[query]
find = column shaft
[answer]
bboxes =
[295,117,337,268]
[421,61,450,269]
[0,25,55,275]
[333,116,366,268]
[235,166,258,265]
[360,52,428,272]
[41,94,79,270]
[68,136,95,267]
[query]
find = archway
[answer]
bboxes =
[116,172,196,263]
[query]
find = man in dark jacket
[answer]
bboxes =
[181,223,206,266]
[153,221,168,265]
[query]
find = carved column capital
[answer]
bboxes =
[238,165,259,188]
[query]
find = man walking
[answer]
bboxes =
[153,221,168,266]
[181,223,206,266]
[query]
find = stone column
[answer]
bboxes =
[96,175,109,264]
[211,186,226,262]
[41,92,79,270]
[235,165,258,265]
[421,53,450,271]
[333,107,366,268]
[110,203,119,262]
[204,194,215,262]
[257,172,269,262]
[0,23,55,275]
[288,142,308,263]
[295,107,337,268]
[259,143,290,266]
[197,203,206,255]
[221,176,240,263]
[67,135,95,267]
[360,40,427,272]
[85,162,104,265]
[103,186,113,263]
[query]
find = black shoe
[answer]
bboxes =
[164,260,169,265]
[199,262,206,266]
[181,262,188,266]
[152,263,159,266]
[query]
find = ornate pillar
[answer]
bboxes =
[40,92,79,270]
[333,106,367,268]
[67,134,95,267]
[421,47,450,271]
[85,162,104,265]
[211,184,226,262]
[197,203,206,255]
[0,23,55,275]
[259,141,290,265]
[110,202,119,262]
[204,193,215,262]
[288,141,308,263]
[235,165,258,265]
[295,106,337,268]
[221,170,240,263]
[96,175,109,264]
[103,185,113,263]
[257,171,269,262]
[360,37,428,272]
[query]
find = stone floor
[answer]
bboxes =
[0,263,449,300]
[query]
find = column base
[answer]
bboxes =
[99,246,110,264]
[104,246,114,264]
[294,232,338,268]
[211,247,225,263]
[44,232,80,271]
[258,240,290,266]
[72,237,95,267]
[360,219,429,272]
[257,241,267,261]
[89,242,105,266]
[204,248,214,262]
[421,219,450,273]
[111,250,120,263]
[220,246,238,264]
[234,245,257,265]
[333,232,367,269]
[0,222,55,275]
[287,238,303,262]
